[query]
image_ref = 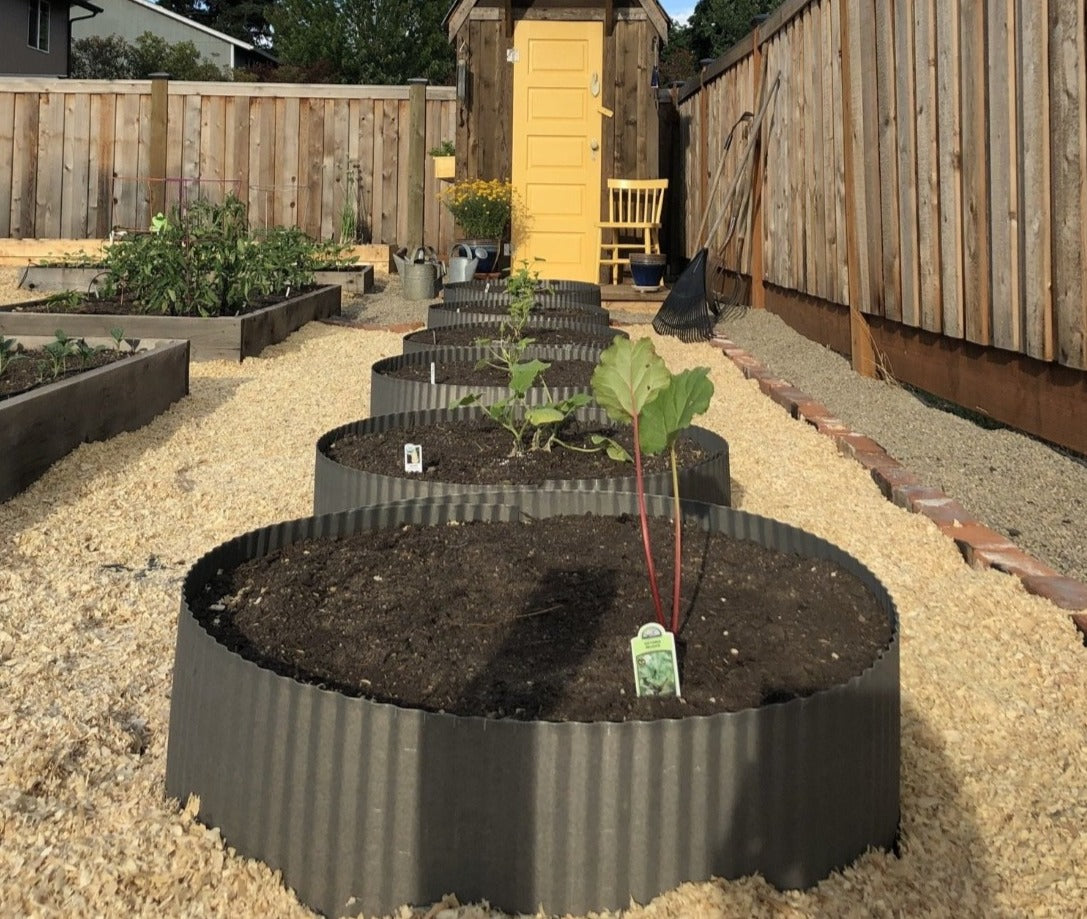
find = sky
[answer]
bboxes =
[661,1,696,26]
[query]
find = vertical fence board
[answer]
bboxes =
[961,0,992,345]
[199,95,227,206]
[0,93,13,238]
[88,93,114,237]
[843,0,871,310]
[1019,0,1054,360]
[1049,0,1087,368]
[988,0,1020,350]
[831,0,848,304]
[179,94,201,213]
[248,98,273,229]
[230,95,250,211]
[358,100,376,243]
[164,94,183,213]
[859,0,885,316]
[914,0,943,332]
[323,99,343,242]
[802,8,819,295]
[275,97,300,228]
[61,94,90,239]
[936,1,965,339]
[302,98,325,238]
[874,0,901,321]
[11,95,38,238]
[113,93,141,231]
[382,99,400,244]
[35,92,64,239]
[135,92,151,230]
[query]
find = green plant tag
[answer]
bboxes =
[630,622,681,698]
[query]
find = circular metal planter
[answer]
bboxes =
[370,343,604,416]
[403,317,625,354]
[313,405,731,514]
[166,490,899,919]
[427,301,611,330]
[443,278,602,308]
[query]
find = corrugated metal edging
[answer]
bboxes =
[402,317,625,354]
[427,303,611,330]
[166,492,898,918]
[443,278,603,309]
[369,344,604,416]
[312,406,731,515]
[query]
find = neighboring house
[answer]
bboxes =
[71,0,275,72]
[0,0,103,77]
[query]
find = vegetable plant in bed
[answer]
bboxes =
[0,196,341,361]
[169,340,900,918]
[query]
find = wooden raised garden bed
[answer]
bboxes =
[1,337,189,502]
[0,286,341,362]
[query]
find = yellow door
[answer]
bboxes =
[511,20,603,282]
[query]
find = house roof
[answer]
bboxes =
[110,0,276,62]
[443,1,670,43]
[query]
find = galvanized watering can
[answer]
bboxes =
[446,243,479,284]
[393,246,444,300]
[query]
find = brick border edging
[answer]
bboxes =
[710,336,1087,638]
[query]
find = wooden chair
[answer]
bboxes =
[597,178,668,284]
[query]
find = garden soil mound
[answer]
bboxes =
[1,268,1085,917]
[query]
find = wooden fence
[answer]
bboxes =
[0,79,458,253]
[678,0,1087,377]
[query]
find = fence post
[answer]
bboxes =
[149,73,170,220]
[838,3,877,377]
[407,78,428,250]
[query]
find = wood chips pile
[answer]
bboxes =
[1,312,1085,917]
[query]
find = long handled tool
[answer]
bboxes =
[653,70,781,342]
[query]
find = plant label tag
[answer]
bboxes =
[630,622,681,698]
[403,443,423,473]
[430,362,436,385]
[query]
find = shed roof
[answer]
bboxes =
[443,0,670,43]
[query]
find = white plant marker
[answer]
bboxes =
[403,443,423,473]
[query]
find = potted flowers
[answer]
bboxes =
[439,178,515,273]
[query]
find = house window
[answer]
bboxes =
[28,0,50,53]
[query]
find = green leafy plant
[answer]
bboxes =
[72,336,103,370]
[109,327,126,353]
[591,336,714,633]
[338,160,360,245]
[428,140,455,157]
[43,290,83,311]
[0,335,23,378]
[41,330,79,380]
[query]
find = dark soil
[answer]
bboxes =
[385,358,596,388]
[0,348,131,400]
[191,514,892,722]
[326,416,705,484]
[404,324,619,350]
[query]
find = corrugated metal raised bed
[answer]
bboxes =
[166,490,900,919]
[370,343,603,416]
[313,405,731,514]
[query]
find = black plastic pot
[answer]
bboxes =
[166,490,899,919]
[402,317,625,354]
[313,405,731,514]
[370,343,603,416]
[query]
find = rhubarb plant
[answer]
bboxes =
[591,336,714,633]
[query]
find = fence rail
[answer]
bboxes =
[0,78,458,253]
[679,0,1087,375]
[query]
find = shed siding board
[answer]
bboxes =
[893,0,920,326]
[874,0,900,321]
[913,0,942,333]
[988,0,1019,351]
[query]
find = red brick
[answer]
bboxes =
[868,462,922,500]
[972,546,1059,579]
[935,522,1019,568]
[913,496,975,527]
[1070,613,1087,643]
[1020,575,1087,612]
[809,417,851,436]
[835,433,889,461]
[891,483,948,511]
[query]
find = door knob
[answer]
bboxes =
[589,139,600,151]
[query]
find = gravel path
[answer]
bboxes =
[2,266,1086,916]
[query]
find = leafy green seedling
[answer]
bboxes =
[109,327,126,352]
[42,329,79,379]
[0,335,24,378]
[591,336,714,633]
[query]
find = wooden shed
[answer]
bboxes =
[444,0,670,281]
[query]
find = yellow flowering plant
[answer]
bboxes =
[439,178,514,240]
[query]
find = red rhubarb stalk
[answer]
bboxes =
[631,408,665,627]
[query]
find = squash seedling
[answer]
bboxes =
[0,335,23,379]
[591,336,714,633]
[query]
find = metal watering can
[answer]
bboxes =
[446,243,480,284]
[393,246,445,300]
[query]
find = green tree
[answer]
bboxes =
[268,0,454,85]
[130,32,230,80]
[156,0,274,48]
[687,0,786,63]
[659,20,696,85]
[71,35,138,79]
